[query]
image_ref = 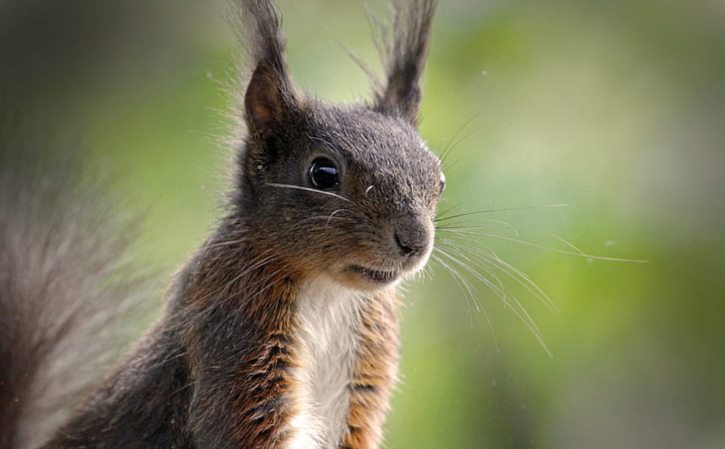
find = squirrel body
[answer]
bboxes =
[0,1,439,448]
[42,257,399,449]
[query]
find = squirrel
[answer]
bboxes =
[0,0,442,448]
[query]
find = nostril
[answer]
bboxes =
[394,232,423,257]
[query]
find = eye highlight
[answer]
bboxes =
[309,157,340,190]
[439,171,446,194]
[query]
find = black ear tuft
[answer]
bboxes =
[235,0,296,134]
[372,0,437,126]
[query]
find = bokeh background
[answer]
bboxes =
[3,0,724,448]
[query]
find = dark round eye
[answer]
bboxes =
[439,171,446,194]
[309,157,340,190]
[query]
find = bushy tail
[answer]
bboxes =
[0,117,149,449]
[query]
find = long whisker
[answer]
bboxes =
[432,248,501,351]
[266,183,353,203]
[442,230,648,263]
[436,222,521,236]
[432,249,482,313]
[540,230,588,256]
[441,237,558,313]
[487,254,558,313]
[436,203,462,221]
[435,203,569,223]
[436,245,506,303]
[430,251,484,331]
[443,253,551,356]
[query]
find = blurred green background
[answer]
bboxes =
[4,0,724,448]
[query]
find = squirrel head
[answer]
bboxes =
[233,0,440,291]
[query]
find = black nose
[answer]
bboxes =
[394,227,429,257]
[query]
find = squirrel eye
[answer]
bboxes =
[439,171,446,194]
[309,157,340,190]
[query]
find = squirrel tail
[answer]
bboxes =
[0,117,149,449]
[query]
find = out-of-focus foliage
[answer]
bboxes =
[4,0,724,448]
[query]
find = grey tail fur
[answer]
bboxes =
[0,116,148,449]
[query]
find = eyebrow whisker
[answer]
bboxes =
[266,182,353,203]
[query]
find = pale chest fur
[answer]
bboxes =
[286,278,366,449]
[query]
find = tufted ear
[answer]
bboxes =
[244,63,292,133]
[237,0,297,134]
[372,0,437,127]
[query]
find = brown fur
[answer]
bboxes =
[341,291,401,449]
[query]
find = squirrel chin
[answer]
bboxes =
[325,266,403,293]
[326,242,434,292]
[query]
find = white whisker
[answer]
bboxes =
[266,183,353,203]
[435,241,551,356]
[443,230,648,263]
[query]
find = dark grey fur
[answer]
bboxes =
[373,0,437,124]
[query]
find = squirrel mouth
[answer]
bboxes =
[348,265,399,284]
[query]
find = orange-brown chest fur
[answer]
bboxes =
[182,252,401,449]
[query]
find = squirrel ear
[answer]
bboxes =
[244,63,291,133]
[237,0,296,134]
[373,0,437,126]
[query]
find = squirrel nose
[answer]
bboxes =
[394,225,429,257]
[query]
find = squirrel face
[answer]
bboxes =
[240,99,442,291]
[234,0,440,291]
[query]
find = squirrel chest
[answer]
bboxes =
[287,278,367,449]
